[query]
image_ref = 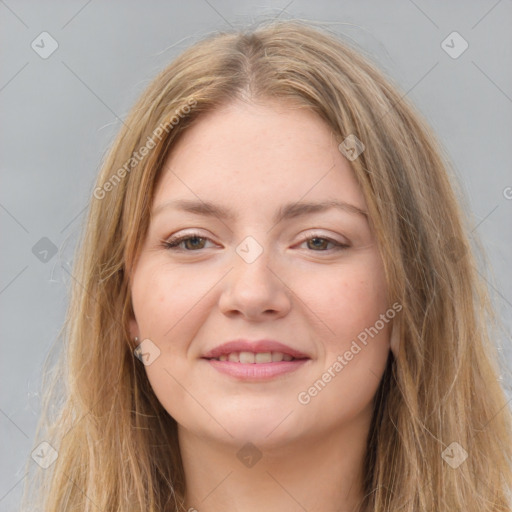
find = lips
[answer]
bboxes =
[202,339,310,361]
[212,351,295,363]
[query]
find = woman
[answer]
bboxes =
[22,19,512,511]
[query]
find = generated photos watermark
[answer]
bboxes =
[297,302,402,405]
[93,97,197,200]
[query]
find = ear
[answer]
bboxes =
[128,314,140,345]
[389,318,400,358]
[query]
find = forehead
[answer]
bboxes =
[153,100,367,214]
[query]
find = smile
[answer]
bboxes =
[207,351,301,363]
[204,352,310,380]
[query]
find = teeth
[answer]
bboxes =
[212,351,297,363]
[255,352,272,363]
[271,352,284,362]
[239,351,255,363]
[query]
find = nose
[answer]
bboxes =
[218,245,292,321]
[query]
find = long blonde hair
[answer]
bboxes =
[21,19,512,511]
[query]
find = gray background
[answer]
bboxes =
[1,1,511,509]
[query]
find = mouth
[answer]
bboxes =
[202,338,310,360]
[205,351,307,363]
[201,339,311,380]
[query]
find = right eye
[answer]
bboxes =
[162,233,215,251]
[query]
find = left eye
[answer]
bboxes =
[162,233,349,252]
[299,236,349,251]
[163,234,213,251]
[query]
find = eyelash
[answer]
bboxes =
[162,232,350,253]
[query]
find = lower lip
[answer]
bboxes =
[204,358,309,380]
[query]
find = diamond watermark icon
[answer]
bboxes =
[338,134,365,161]
[236,442,262,468]
[31,32,59,59]
[441,31,468,59]
[441,441,468,469]
[31,441,58,469]
[32,237,58,263]
[134,338,161,366]
[236,236,263,264]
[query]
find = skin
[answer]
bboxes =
[129,98,393,512]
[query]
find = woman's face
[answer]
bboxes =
[129,99,392,448]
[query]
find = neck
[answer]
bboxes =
[178,411,371,512]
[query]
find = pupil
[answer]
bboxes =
[310,238,326,250]
[187,237,203,249]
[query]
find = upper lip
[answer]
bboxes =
[202,339,310,359]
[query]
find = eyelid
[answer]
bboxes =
[162,229,351,252]
[163,230,217,249]
[300,229,350,246]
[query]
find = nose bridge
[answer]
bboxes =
[232,234,274,292]
[235,234,267,266]
[219,234,290,318]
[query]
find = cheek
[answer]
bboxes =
[294,260,390,418]
[295,256,388,347]
[131,263,199,422]
[131,262,207,339]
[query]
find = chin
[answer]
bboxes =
[207,408,299,446]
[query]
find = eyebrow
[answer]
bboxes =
[152,198,368,224]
